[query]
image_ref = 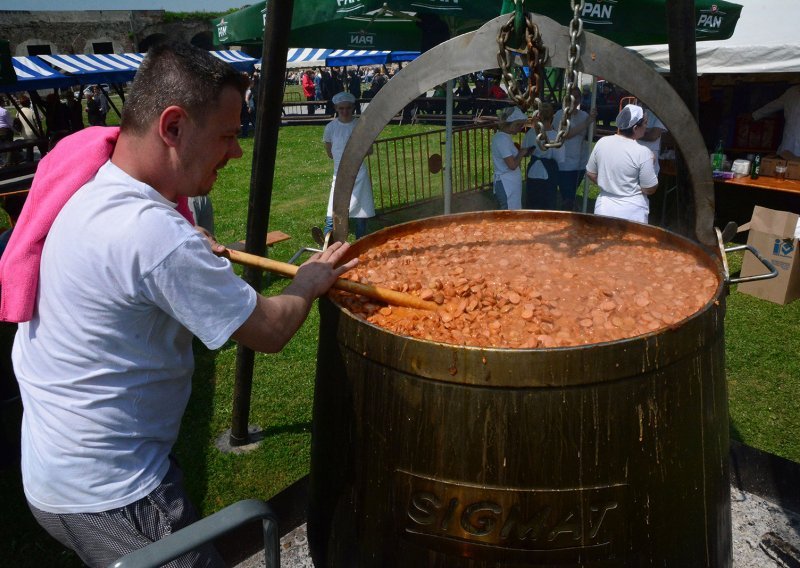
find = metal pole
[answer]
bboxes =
[581,75,598,213]
[230,0,294,446]
[666,0,701,238]
[444,78,454,214]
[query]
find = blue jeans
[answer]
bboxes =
[557,169,586,211]
[493,180,509,210]
[324,216,368,239]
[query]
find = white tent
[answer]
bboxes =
[629,0,800,74]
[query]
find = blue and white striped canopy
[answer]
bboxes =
[35,51,255,85]
[285,48,419,69]
[210,50,258,72]
[5,56,75,92]
[39,53,141,84]
[326,50,420,67]
[286,48,335,69]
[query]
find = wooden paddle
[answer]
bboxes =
[222,248,440,312]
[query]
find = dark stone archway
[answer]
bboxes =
[137,33,168,53]
[190,31,213,50]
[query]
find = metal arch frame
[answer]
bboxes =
[332,13,716,249]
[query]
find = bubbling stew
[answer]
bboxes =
[331,218,719,348]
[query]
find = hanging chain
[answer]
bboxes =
[548,0,586,149]
[497,12,545,112]
[497,0,586,150]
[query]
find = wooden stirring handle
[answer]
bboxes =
[223,249,439,312]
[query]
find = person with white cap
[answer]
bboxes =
[322,91,374,239]
[491,106,528,210]
[585,103,658,224]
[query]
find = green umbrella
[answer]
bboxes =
[500,0,742,46]
[213,1,423,50]
[213,1,742,50]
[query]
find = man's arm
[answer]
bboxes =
[561,108,597,140]
[231,242,358,353]
[586,170,598,184]
[325,141,333,160]
[639,152,659,195]
[641,127,666,142]
[752,93,786,121]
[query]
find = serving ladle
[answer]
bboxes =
[222,248,439,312]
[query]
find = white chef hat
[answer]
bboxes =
[615,104,644,130]
[332,91,356,105]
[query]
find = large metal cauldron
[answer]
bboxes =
[308,211,731,567]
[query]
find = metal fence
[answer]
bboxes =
[367,123,498,214]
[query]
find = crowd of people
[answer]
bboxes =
[301,66,391,115]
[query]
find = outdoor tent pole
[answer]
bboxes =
[581,76,598,213]
[230,0,294,447]
[444,78,454,214]
[665,0,701,239]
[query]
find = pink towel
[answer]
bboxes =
[0,126,195,323]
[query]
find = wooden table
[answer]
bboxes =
[719,174,800,196]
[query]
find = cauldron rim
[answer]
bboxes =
[331,210,725,350]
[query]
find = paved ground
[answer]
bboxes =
[237,486,800,567]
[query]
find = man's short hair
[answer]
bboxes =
[121,42,248,134]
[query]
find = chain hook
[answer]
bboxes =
[497,0,586,151]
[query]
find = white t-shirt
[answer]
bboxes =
[17,107,37,140]
[491,131,519,177]
[586,134,659,216]
[553,108,591,171]
[323,118,367,176]
[521,127,562,179]
[752,85,800,157]
[13,161,257,514]
[323,118,374,218]
[638,110,667,175]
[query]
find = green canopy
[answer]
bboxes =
[213,0,742,50]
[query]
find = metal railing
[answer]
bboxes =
[367,123,497,213]
[109,499,279,568]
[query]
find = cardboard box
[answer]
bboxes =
[734,114,784,152]
[759,156,784,177]
[786,159,800,181]
[737,206,800,305]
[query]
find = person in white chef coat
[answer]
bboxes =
[491,106,528,210]
[322,91,374,240]
[586,104,658,224]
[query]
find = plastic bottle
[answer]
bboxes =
[712,139,724,171]
[751,154,761,179]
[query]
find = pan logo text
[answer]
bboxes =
[697,6,727,34]
[348,32,375,47]
[581,1,618,25]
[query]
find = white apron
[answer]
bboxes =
[495,170,523,210]
[594,192,649,224]
[326,165,375,218]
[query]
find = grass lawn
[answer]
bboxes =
[1,121,798,565]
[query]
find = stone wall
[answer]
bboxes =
[0,10,214,56]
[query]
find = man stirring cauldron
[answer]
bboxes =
[2,42,356,567]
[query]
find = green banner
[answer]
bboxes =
[212,0,742,49]
[0,40,15,86]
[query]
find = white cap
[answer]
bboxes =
[499,106,528,124]
[332,91,356,105]
[615,104,644,130]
